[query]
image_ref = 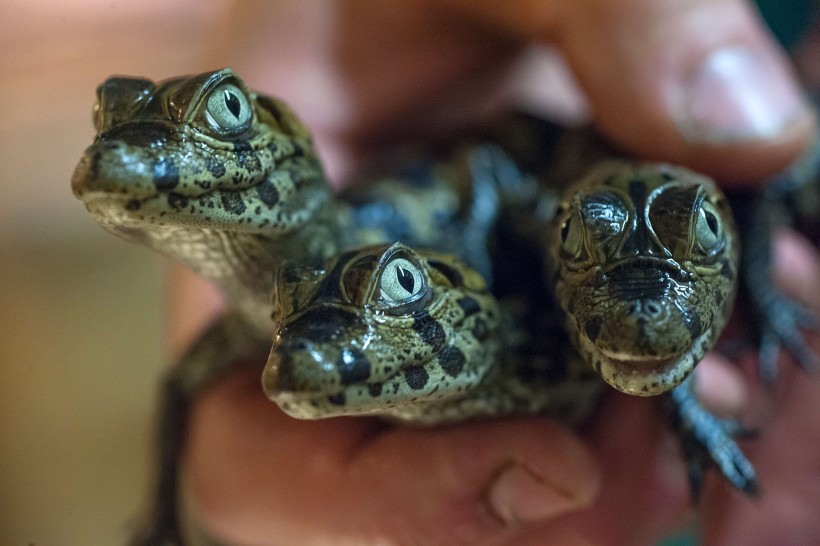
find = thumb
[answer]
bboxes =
[182,369,599,545]
[449,0,816,184]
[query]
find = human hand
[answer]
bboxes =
[173,1,819,544]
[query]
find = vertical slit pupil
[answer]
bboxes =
[224,91,242,118]
[396,266,415,293]
[705,211,718,234]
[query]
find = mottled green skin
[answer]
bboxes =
[72,69,775,544]
[264,242,602,423]
[266,243,503,420]
[549,161,738,396]
[72,68,338,331]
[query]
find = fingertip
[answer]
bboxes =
[477,421,601,525]
[772,228,820,311]
[694,354,750,417]
[555,0,815,183]
[359,419,601,530]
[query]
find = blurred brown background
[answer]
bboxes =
[0,1,233,543]
[1,0,815,544]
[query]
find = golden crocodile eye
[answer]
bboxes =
[379,257,425,305]
[695,201,722,251]
[205,82,252,134]
[560,209,584,256]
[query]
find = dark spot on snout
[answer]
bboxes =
[152,158,179,190]
[472,318,489,341]
[205,157,226,178]
[368,383,383,397]
[404,365,429,390]
[167,193,188,210]
[220,191,246,215]
[584,316,603,342]
[87,151,103,181]
[412,311,446,351]
[284,307,355,344]
[271,351,296,391]
[683,312,703,340]
[257,180,280,207]
[327,393,346,406]
[457,296,480,317]
[337,348,371,386]
[233,141,252,153]
[438,346,466,377]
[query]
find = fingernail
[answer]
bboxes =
[486,462,591,525]
[675,47,808,143]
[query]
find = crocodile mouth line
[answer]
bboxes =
[604,257,684,278]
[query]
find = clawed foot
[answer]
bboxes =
[741,143,820,382]
[665,380,758,497]
[756,290,820,383]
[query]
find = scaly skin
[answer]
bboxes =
[72,68,339,331]
[549,161,738,396]
[72,68,820,544]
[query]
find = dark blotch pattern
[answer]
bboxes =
[457,296,480,317]
[472,318,488,341]
[167,193,188,211]
[438,346,466,377]
[684,312,703,340]
[584,316,603,342]
[412,311,446,351]
[284,307,355,344]
[233,141,252,153]
[152,158,179,190]
[220,191,246,215]
[205,157,226,178]
[272,352,295,391]
[429,260,463,287]
[257,180,280,208]
[368,383,383,397]
[337,348,371,386]
[404,365,429,390]
[327,393,346,406]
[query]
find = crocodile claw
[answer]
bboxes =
[757,293,820,383]
[732,151,820,383]
[664,380,758,497]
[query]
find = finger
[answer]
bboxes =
[566,394,690,545]
[182,369,600,545]
[772,228,820,311]
[702,347,820,545]
[702,230,820,543]
[445,0,816,184]
[694,354,749,418]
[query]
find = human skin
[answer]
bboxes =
[167,1,820,544]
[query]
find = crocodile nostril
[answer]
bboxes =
[645,302,661,316]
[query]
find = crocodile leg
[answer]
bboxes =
[662,378,758,497]
[732,140,820,382]
[131,312,270,546]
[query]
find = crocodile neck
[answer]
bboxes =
[143,207,345,333]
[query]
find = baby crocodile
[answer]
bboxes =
[71,68,817,545]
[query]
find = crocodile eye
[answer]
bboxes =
[695,201,722,251]
[205,82,252,134]
[379,257,426,305]
[560,209,584,256]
